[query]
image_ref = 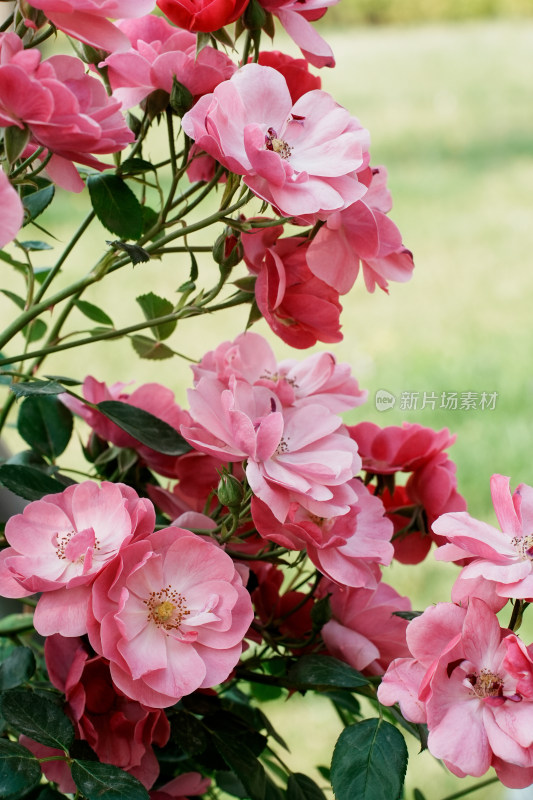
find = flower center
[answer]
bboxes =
[512,534,533,560]
[265,127,292,159]
[144,585,190,631]
[275,436,290,454]
[467,668,504,698]
[55,529,100,562]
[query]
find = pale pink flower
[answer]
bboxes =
[378,599,533,788]
[182,376,361,522]
[0,168,23,248]
[182,63,369,221]
[434,474,533,607]
[0,481,154,636]
[320,579,411,675]
[87,527,254,708]
[62,377,192,477]
[306,166,414,294]
[0,34,134,191]
[103,15,236,109]
[27,0,157,53]
[258,0,340,68]
[192,331,366,413]
[251,481,393,588]
[23,634,170,792]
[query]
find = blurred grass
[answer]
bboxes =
[325,0,533,25]
[1,20,533,799]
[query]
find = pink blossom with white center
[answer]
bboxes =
[192,332,366,413]
[258,0,340,68]
[320,579,411,675]
[181,63,370,222]
[0,481,155,637]
[103,15,236,109]
[378,599,533,788]
[434,474,533,608]
[87,527,253,708]
[0,168,23,248]
[26,0,157,53]
[306,166,414,295]
[182,375,361,522]
[251,480,393,588]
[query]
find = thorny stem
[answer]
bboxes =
[9,146,45,178]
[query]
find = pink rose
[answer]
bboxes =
[182,376,361,523]
[192,331,366,413]
[26,0,157,52]
[150,772,211,800]
[320,579,411,675]
[0,168,23,248]
[306,166,414,295]
[258,0,340,68]
[0,34,134,192]
[61,377,191,477]
[104,16,236,109]
[0,481,154,636]
[251,480,393,589]
[434,474,533,608]
[246,231,343,348]
[378,599,533,788]
[157,0,250,32]
[87,527,254,707]
[24,635,170,791]
[182,63,369,222]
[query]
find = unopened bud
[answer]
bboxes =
[244,0,267,30]
[170,78,193,118]
[217,472,244,509]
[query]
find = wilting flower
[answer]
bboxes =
[0,481,154,636]
[87,527,254,707]
[182,63,369,221]
[378,599,533,788]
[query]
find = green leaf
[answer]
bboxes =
[22,183,55,224]
[0,465,67,501]
[119,158,156,175]
[287,655,369,691]
[36,789,68,800]
[0,739,42,799]
[10,380,66,398]
[0,290,24,309]
[0,647,36,690]
[74,300,114,327]
[87,173,143,240]
[44,375,81,387]
[0,613,34,636]
[23,319,47,343]
[0,688,75,751]
[131,335,175,360]
[413,790,427,800]
[287,773,327,800]
[0,251,26,271]
[96,400,191,456]
[136,292,176,340]
[393,610,423,621]
[18,241,52,251]
[330,719,408,800]
[213,735,266,800]
[71,760,149,800]
[17,395,73,459]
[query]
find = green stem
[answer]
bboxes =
[34,211,96,304]
[438,776,499,800]
[0,290,251,368]
[0,13,14,33]
[10,147,45,179]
